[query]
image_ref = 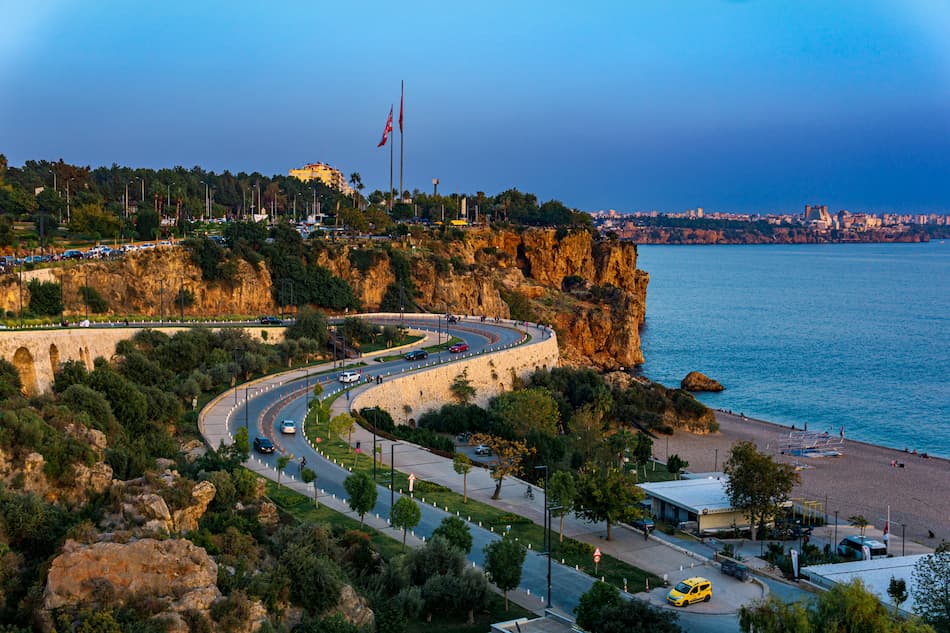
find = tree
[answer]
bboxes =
[913,543,950,632]
[490,387,560,437]
[390,496,421,550]
[300,467,318,507]
[450,369,477,404]
[0,358,23,399]
[483,535,527,611]
[329,412,356,444]
[285,306,328,345]
[311,381,323,406]
[849,515,869,537]
[452,453,473,503]
[574,469,643,540]
[739,595,812,633]
[27,279,63,316]
[548,470,576,543]
[233,427,250,460]
[631,432,653,476]
[344,472,377,528]
[583,599,682,633]
[432,516,473,554]
[888,576,909,617]
[575,582,622,631]
[723,441,800,541]
[469,433,534,499]
[276,455,291,489]
[667,454,688,479]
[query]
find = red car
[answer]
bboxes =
[449,342,469,353]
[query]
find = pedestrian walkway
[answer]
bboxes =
[330,390,765,614]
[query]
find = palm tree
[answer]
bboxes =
[848,514,869,537]
[349,172,363,208]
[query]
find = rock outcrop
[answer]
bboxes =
[681,371,724,392]
[42,538,220,629]
[100,470,215,536]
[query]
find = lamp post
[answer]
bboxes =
[371,409,378,482]
[534,465,550,608]
[714,448,719,472]
[200,181,209,220]
[390,442,400,508]
[244,387,250,433]
[901,523,906,557]
[49,169,57,194]
[83,271,89,322]
[834,510,839,550]
[66,177,74,223]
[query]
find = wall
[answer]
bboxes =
[351,328,560,421]
[0,325,283,395]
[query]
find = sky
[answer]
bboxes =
[1,0,949,214]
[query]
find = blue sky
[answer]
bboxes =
[2,0,949,213]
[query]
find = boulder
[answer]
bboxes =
[327,585,374,629]
[172,480,217,533]
[681,371,724,392]
[42,538,220,627]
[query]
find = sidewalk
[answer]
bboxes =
[331,391,765,614]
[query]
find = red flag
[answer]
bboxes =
[883,521,889,536]
[399,84,404,134]
[377,106,393,147]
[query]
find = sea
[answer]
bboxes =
[634,242,950,459]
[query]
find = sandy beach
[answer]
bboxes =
[662,411,950,544]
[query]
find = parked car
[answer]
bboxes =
[666,577,712,607]
[253,437,275,454]
[279,419,296,435]
[456,431,472,443]
[404,350,429,361]
[632,517,655,533]
[446,314,459,323]
[837,535,888,560]
[260,316,283,325]
[338,370,360,383]
[448,342,469,353]
[474,444,492,456]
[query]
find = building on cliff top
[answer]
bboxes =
[289,162,353,196]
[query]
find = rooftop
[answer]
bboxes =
[802,555,927,614]
[639,477,735,515]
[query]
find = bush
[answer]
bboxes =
[79,286,109,313]
[27,279,63,316]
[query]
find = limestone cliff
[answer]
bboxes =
[0,228,649,369]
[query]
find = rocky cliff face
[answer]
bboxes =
[1,228,648,369]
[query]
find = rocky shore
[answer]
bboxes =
[663,410,950,545]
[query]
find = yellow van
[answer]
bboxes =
[666,577,712,607]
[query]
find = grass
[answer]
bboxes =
[373,336,461,362]
[358,333,423,354]
[304,404,662,592]
[624,460,679,483]
[263,478,536,631]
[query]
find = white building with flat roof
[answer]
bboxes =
[802,555,926,617]
[639,477,750,535]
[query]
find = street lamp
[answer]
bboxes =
[834,510,839,550]
[901,523,906,557]
[137,176,144,202]
[244,387,250,433]
[390,442,400,508]
[371,408,378,482]
[200,181,209,220]
[66,177,74,223]
[534,465,551,608]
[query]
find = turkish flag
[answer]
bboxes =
[377,107,393,147]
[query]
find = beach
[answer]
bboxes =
[662,411,950,544]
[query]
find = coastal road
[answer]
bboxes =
[202,314,748,631]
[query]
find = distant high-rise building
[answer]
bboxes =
[289,163,353,195]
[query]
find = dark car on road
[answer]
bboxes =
[260,316,283,325]
[632,517,655,533]
[448,342,469,353]
[253,437,275,454]
[404,350,429,361]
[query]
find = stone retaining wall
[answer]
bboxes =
[351,331,559,421]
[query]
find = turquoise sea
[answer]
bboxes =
[635,242,950,458]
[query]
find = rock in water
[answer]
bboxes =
[681,371,724,392]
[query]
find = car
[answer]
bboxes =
[279,419,296,434]
[404,350,429,361]
[338,370,360,383]
[456,431,472,442]
[260,316,283,325]
[446,314,459,323]
[632,517,655,533]
[253,437,275,454]
[474,444,492,456]
[666,577,712,607]
[837,535,888,560]
[448,342,469,353]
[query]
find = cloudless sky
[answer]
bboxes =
[2,0,949,213]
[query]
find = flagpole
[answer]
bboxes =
[389,102,394,213]
[399,80,404,203]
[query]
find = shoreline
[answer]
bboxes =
[661,410,950,545]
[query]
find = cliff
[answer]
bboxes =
[0,228,649,370]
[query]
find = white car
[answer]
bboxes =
[279,419,296,435]
[338,370,360,383]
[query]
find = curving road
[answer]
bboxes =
[201,314,745,632]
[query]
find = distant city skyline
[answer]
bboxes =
[2,1,949,214]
